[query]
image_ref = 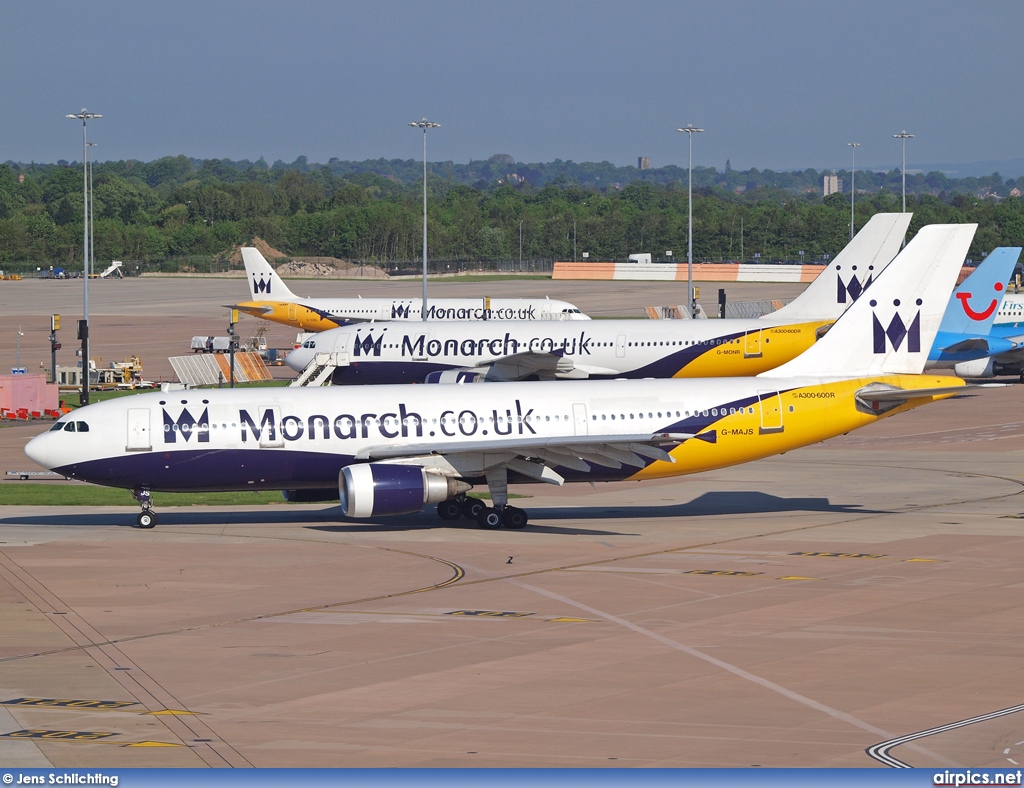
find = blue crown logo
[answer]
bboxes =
[871,298,921,354]
[162,407,210,444]
[836,264,875,303]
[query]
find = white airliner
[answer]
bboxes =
[284,213,912,384]
[230,248,589,331]
[25,223,974,530]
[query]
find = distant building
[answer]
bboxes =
[823,172,843,196]
[638,156,650,170]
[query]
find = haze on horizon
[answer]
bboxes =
[3,0,1021,175]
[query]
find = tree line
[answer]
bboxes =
[0,155,1022,271]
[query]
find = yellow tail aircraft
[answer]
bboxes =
[27,224,974,529]
[230,248,589,330]
[285,213,912,384]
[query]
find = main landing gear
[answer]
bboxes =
[435,469,529,530]
[133,486,158,529]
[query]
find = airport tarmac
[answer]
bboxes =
[1,385,1023,768]
[2,272,1023,769]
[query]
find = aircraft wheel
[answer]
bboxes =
[137,511,157,529]
[502,507,528,530]
[436,499,463,520]
[476,507,502,529]
[461,497,485,520]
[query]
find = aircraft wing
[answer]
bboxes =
[355,431,713,481]
[225,303,274,316]
[427,351,622,383]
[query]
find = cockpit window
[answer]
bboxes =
[76,421,89,432]
[63,422,76,432]
[303,340,316,348]
[49,421,65,432]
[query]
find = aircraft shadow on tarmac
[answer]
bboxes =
[0,491,887,534]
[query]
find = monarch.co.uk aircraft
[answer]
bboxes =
[229,248,589,331]
[25,223,976,530]
[284,213,912,384]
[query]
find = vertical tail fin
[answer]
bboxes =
[241,248,298,302]
[765,212,912,322]
[761,224,977,378]
[938,246,1021,334]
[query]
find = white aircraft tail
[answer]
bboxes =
[241,248,298,302]
[761,223,977,378]
[766,212,912,322]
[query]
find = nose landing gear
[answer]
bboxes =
[133,486,158,529]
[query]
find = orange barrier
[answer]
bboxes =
[553,261,827,283]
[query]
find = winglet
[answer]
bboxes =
[765,212,912,322]
[241,248,299,302]
[761,224,977,378]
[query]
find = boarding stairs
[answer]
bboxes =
[99,261,124,278]
[290,352,346,387]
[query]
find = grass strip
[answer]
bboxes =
[0,484,289,507]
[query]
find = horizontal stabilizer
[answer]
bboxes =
[854,382,974,405]
[938,337,995,354]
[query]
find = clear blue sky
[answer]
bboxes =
[3,0,1022,174]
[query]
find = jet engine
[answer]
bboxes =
[424,369,485,384]
[954,358,995,378]
[339,463,467,518]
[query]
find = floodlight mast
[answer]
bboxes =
[409,119,441,321]
[87,142,97,280]
[893,130,914,212]
[65,109,101,406]
[848,142,860,240]
[676,124,704,317]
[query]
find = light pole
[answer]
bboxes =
[518,219,523,271]
[677,124,704,317]
[87,142,97,279]
[409,118,440,320]
[893,130,914,212]
[66,108,101,406]
[847,142,860,240]
[573,219,577,262]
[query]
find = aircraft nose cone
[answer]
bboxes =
[24,432,50,469]
[286,350,311,372]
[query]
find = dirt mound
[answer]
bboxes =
[224,240,388,279]
[277,257,390,279]
[225,237,290,266]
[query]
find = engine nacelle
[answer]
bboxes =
[339,463,466,518]
[424,369,485,384]
[954,357,995,378]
